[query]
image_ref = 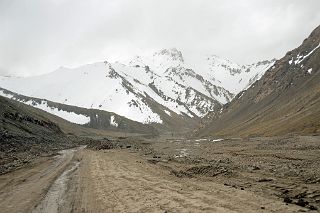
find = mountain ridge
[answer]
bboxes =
[0,49,275,128]
[196,25,320,137]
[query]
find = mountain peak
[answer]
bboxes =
[248,58,277,67]
[154,48,184,62]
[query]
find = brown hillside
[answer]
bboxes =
[197,25,320,137]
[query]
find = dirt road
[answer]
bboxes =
[0,148,78,213]
[72,149,304,213]
[0,144,310,213]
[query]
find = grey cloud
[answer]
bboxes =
[1,0,320,76]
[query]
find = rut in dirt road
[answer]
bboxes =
[32,160,80,213]
[0,148,79,213]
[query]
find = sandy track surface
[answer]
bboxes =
[73,149,302,213]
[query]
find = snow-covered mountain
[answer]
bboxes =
[0,48,275,125]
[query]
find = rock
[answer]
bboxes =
[296,198,308,207]
[309,205,318,210]
[283,197,292,203]
[147,158,160,164]
[258,178,273,182]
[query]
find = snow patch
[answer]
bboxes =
[0,90,14,99]
[164,110,171,116]
[28,100,90,124]
[289,58,293,65]
[110,115,118,127]
[210,139,224,142]
[294,43,320,65]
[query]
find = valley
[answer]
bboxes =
[0,5,319,213]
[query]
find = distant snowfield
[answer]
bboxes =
[0,49,274,124]
[0,90,90,125]
[31,100,90,125]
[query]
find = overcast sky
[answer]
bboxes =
[1,0,320,76]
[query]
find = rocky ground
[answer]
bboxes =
[133,135,320,211]
[0,122,77,175]
[0,135,319,212]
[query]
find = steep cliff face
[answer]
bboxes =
[197,25,320,137]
